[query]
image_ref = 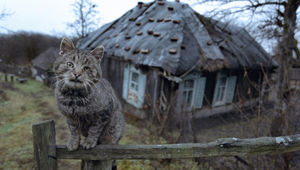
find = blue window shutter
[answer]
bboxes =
[225,76,237,104]
[122,66,129,100]
[193,77,206,109]
[136,72,147,108]
[212,73,221,106]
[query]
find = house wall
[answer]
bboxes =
[101,55,267,130]
[101,56,161,119]
[202,71,217,106]
[201,69,263,105]
[101,56,124,98]
[32,67,45,82]
[190,69,264,120]
[234,69,263,101]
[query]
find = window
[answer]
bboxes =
[183,79,195,107]
[130,72,139,92]
[214,74,227,104]
[122,64,146,108]
[179,72,206,109]
[212,72,237,106]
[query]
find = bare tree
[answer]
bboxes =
[192,1,300,169]
[196,0,299,131]
[67,0,99,38]
[0,8,13,32]
[0,8,12,21]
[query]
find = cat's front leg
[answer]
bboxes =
[67,123,81,151]
[81,124,102,149]
[81,109,111,149]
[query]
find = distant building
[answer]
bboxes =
[31,47,59,86]
[77,0,277,126]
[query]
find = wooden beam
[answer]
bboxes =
[56,134,300,160]
[32,120,57,170]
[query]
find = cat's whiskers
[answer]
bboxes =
[60,77,69,90]
[56,79,65,87]
[83,81,89,93]
[86,79,96,89]
[54,75,67,81]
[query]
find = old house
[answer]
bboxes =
[77,0,277,126]
[31,47,59,86]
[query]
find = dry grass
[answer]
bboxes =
[0,74,198,170]
[0,74,79,169]
[1,73,297,170]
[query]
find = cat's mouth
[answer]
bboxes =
[69,79,82,83]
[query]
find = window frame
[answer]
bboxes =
[213,72,228,106]
[182,79,195,108]
[122,64,147,109]
[179,72,206,110]
[129,71,139,92]
[212,72,237,107]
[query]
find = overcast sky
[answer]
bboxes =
[0,0,298,52]
[0,0,209,36]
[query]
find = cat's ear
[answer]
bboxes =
[90,46,104,61]
[59,38,75,55]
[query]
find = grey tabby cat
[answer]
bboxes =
[53,38,124,151]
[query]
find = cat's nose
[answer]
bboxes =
[73,73,81,79]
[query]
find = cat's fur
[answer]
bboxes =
[53,38,124,151]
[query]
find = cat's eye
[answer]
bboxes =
[83,66,90,71]
[67,62,74,68]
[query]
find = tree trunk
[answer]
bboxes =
[277,1,299,169]
[277,0,299,135]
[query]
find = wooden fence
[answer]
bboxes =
[32,120,300,170]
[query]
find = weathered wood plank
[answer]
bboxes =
[32,120,57,170]
[56,134,300,160]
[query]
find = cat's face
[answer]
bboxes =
[54,38,104,90]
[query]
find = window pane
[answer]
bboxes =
[131,72,139,82]
[219,87,225,101]
[184,79,194,88]
[215,76,227,103]
[130,83,135,89]
[220,77,226,86]
[187,90,193,104]
[183,89,193,107]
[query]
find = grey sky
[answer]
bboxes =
[0,0,297,52]
[0,0,207,36]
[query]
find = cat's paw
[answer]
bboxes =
[81,137,97,149]
[67,138,80,151]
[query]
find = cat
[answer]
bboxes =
[53,38,125,151]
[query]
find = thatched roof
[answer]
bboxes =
[77,0,277,76]
[32,47,59,71]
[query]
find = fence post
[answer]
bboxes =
[32,120,57,170]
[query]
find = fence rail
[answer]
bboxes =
[32,120,300,170]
